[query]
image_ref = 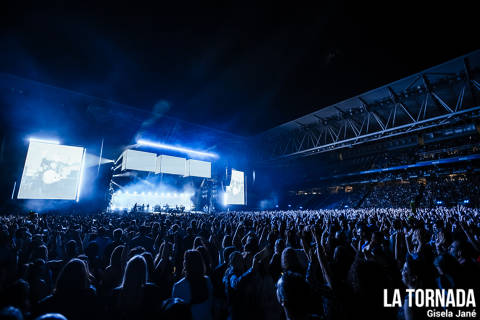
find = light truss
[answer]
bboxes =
[269,106,480,160]
[260,52,480,161]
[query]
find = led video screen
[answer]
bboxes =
[17,141,85,200]
[159,155,186,176]
[187,159,211,178]
[122,150,157,172]
[225,169,245,205]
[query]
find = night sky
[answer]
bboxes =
[1,1,477,136]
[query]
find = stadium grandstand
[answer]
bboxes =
[252,50,480,211]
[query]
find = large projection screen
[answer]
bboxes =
[187,159,211,178]
[159,155,186,176]
[225,169,245,205]
[17,141,85,200]
[122,150,157,172]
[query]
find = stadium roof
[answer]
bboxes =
[258,50,480,160]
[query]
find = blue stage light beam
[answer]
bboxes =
[136,139,218,158]
[76,148,87,202]
[223,193,228,206]
[29,137,60,144]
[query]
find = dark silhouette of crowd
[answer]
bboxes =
[1,206,479,320]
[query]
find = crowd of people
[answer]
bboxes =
[0,206,479,320]
[329,174,480,209]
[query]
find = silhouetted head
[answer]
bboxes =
[281,247,303,274]
[141,252,153,280]
[0,306,23,320]
[33,313,68,320]
[274,238,285,255]
[55,258,89,295]
[85,242,98,260]
[222,235,232,248]
[162,298,192,320]
[222,246,236,264]
[109,245,125,267]
[244,238,258,253]
[27,259,47,282]
[5,279,30,311]
[228,251,244,274]
[276,272,310,320]
[196,246,211,269]
[98,227,106,237]
[65,240,77,259]
[128,246,146,259]
[122,255,147,288]
[448,240,465,261]
[193,237,204,249]
[113,228,123,242]
[183,250,205,280]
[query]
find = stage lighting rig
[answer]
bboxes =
[28,137,60,144]
[136,139,218,158]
